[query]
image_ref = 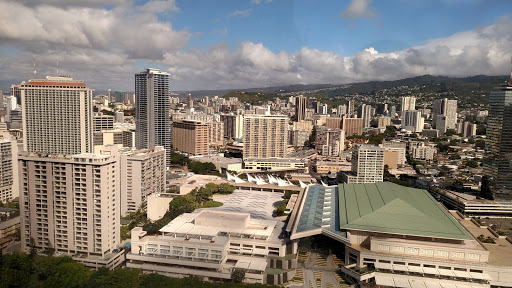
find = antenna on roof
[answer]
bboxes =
[33,55,37,79]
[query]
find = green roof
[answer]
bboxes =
[338,182,473,240]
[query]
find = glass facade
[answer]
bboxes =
[484,87,512,200]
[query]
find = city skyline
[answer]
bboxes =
[0,0,511,91]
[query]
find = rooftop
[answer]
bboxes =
[338,182,473,240]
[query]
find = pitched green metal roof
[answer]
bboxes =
[338,182,473,240]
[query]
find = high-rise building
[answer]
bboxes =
[463,121,477,138]
[342,144,384,183]
[220,114,244,139]
[208,121,224,146]
[20,76,93,155]
[401,110,424,133]
[376,115,391,128]
[120,146,166,215]
[325,117,342,129]
[315,128,345,156]
[19,147,120,257]
[172,120,209,155]
[243,115,288,159]
[115,111,125,123]
[337,104,347,115]
[0,133,18,202]
[433,98,457,131]
[347,100,355,116]
[187,93,193,109]
[376,103,388,115]
[401,96,416,111]
[357,104,373,128]
[341,117,363,137]
[135,68,172,166]
[485,86,512,200]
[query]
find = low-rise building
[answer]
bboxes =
[191,155,242,173]
[288,182,512,288]
[315,161,351,174]
[243,158,306,172]
[127,210,297,284]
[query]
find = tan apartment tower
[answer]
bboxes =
[20,76,93,155]
[243,114,288,159]
[172,120,209,155]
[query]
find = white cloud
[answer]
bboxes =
[228,9,251,18]
[340,0,376,19]
[1,0,511,91]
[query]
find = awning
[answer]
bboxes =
[234,261,250,270]
[469,272,492,281]
[247,261,267,272]
[394,277,411,288]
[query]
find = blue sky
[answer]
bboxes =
[0,0,511,90]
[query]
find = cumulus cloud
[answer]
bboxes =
[1,0,511,91]
[228,9,251,18]
[341,0,376,19]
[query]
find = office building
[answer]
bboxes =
[243,115,288,159]
[19,148,121,263]
[93,129,123,147]
[315,128,345,157]
[295,95,307,122]
[19,76,93,155]
[288,182,512,288]
[485,86,512,200]
[341,117,363,137]
[123,129,136,148]
[0,134,18,202]
[220,114,244,140]
[436,115,448,134]
[172,120,209,155]
[93,112,114,132]
[401,96,416,111]
[120,147,166,216]
[401,110,424,133]
[433,98,457,130]
[341,144,384,184]
[135,68,172,166]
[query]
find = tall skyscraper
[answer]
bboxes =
[243,115,288,159]
[357,104,373,128]
[341,117,364,137]
[347,100,355,116]
[485,86,512,200]
[295,95,307,121]
[20,76,93,155]
[401,96,416,111]
[220,114,244,139]
[135,68,171,166]
[433,98,457,131]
